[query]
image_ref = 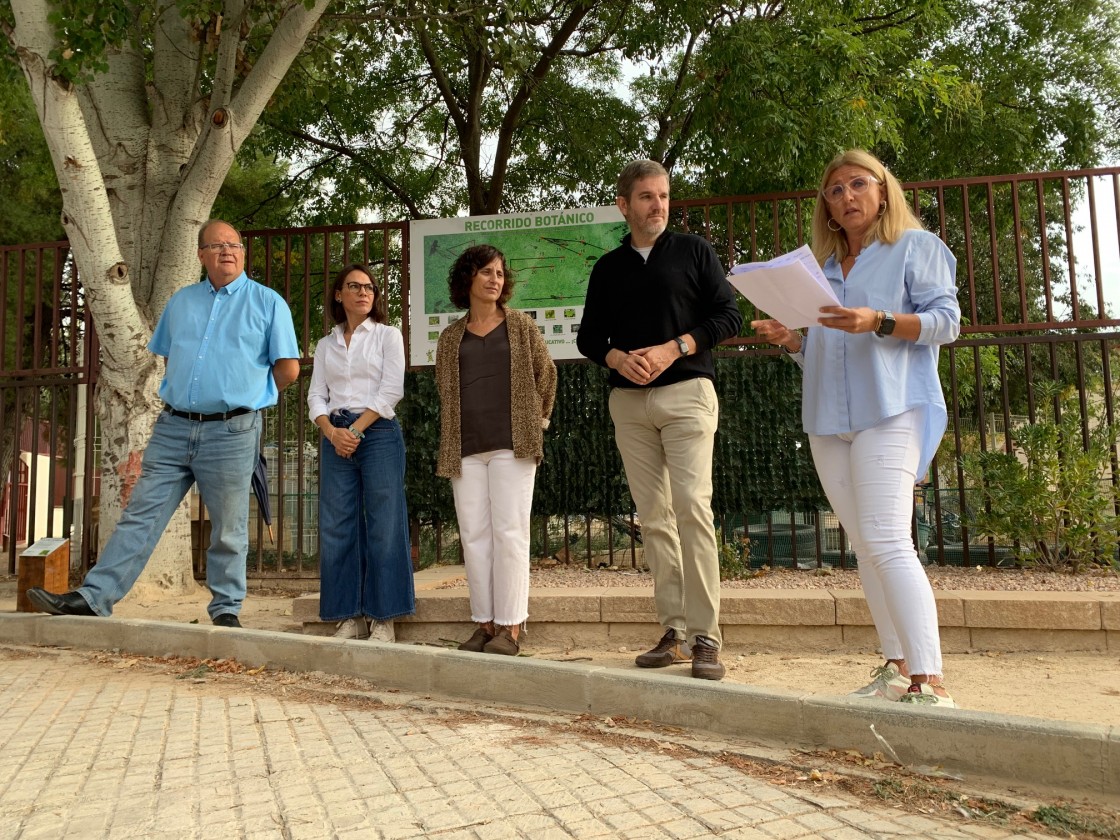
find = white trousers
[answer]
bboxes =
[451,449,536,626]
[809,409,943,675]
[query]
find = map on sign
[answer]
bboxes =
[408,206,627,366]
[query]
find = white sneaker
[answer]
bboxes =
[368,620,395,643]
[333,617,369,640]
[849,662,911,702]
[898,682,957,708]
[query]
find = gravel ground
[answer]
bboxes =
[439,563,1120,591]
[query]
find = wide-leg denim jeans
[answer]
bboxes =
[318,412,415,622]
[78,409,262,619]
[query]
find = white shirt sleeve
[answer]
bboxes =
[363,325,405,420]
[306,336,331,422]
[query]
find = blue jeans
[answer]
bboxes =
[78,409,261,619]
[318,412,415,622]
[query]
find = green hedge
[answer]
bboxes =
[397,354,826,520]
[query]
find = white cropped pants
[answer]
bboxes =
[809,409,943,676]
[451,449,536,627]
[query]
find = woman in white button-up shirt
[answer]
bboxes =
[308,264,415,642]
[753,149,961,708]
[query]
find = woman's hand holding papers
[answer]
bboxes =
[816,305,880,334]
[754,305,883,352]
[751,319,801,353]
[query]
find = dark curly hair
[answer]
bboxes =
[447,244,514,310]
[329,264,387,325]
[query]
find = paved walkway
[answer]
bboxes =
[0,646,1052,840]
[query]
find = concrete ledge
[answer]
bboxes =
[1095,593,1120,630]
[969,628,1108,653]
[720,589,835,625]
[600,590,657,623]
[959,591,1104,630]
[1,612,1115,805]
[294,586,1120,653]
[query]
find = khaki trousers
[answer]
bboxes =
[609,378,721,646]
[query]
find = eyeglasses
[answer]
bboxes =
[822,175,880,204]
[200,242,245,252]
[345,282,376,295]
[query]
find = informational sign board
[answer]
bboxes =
[408,206,628,366]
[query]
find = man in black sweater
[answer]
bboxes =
[577,159,742,680]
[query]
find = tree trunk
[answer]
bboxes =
[7,0,330,599]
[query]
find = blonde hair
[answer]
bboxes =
[810,149,922,265]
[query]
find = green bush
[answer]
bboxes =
[962,383,1120,571]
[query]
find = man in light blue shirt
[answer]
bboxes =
[29,220,301,626]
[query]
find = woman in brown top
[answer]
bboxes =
[435,244,557,655]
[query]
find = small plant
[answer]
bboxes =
[1032,804,1120,838]
[962,382,1120,572]
[719,537,752,580]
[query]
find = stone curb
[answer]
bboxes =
[293,587,1120,653]
[1,612,1116,805]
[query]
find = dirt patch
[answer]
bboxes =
[4,571,1118,728]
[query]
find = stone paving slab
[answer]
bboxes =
[0,647,1060,840]
[1,612,1116,805]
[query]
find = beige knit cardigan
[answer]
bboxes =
[435,308,558,479]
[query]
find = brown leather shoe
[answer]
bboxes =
[635,628,691,668]
[483,626,520,656]
[457,625,494,652]
[691,635,725,680]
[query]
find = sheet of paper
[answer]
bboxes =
[728,245,840,329]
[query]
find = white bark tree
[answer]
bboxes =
[2,0,330,595]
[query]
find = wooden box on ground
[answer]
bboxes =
[17,538,70,612]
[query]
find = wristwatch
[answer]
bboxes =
[875,310,896,337]
[675,336,690,357]
[348,425,365,439]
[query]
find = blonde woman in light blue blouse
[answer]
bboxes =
[753,149,961,707]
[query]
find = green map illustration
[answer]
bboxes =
[423,222,629,313]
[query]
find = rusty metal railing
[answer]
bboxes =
[3,166,1118,577]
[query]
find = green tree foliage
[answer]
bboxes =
[664,1,1120,199]
[647,1,971,198]
[892,0,1120,179]
[211,150,308,231]
[258,0,701,219]
[248,0,1120,232]
[0,62,303,245]
[0,66,62,244]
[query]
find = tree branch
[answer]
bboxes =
[7,0,147,370]
[211,0,247,107]
[275,125,425,218]
[488,1,597,213]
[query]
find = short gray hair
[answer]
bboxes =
[197,219,240,248]
[616,159,669,201]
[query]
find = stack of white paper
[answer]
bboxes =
[728,244,839,330]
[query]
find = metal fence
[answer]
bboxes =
[3,167,1119,578]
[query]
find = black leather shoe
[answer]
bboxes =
[212,613,242,628]
[27,588,97,616]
